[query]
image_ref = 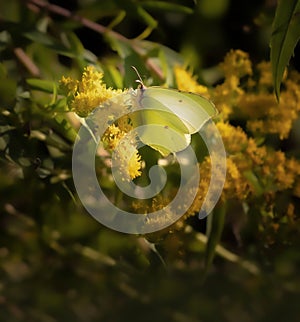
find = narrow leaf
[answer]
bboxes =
[243,170,264,196]
[270,0,300,100]
[26,78,56,93]
[141,1,193,14]
[204,203,226,276]
[136,5,158,29]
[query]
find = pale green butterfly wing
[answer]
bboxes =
[131,95,190,133]
[131,108,191,156]
[141,87,217,134]
[131,90,191,156]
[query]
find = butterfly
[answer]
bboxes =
[129,66,218,156]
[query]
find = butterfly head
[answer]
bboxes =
[131,66,146,90]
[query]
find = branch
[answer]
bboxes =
[14,47,40,77]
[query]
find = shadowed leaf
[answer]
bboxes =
[270,0,300,100]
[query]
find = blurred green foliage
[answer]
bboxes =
[1,1,300,321]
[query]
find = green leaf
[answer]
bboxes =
[204,203,226,275]
[26,78,57,93]
[107,37,148,86]
[243,170,264,196]
[0,77,17,105]
[23,30,96,63]
[141,1,193,15]
[23,30,58,47]
[136,6,158,29]
[0,63,7,78]
[101,63,124,88]
[63,32,85,55]
[76,1,120,22]
[270,0,300,100]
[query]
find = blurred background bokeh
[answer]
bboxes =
[1,1,300,321]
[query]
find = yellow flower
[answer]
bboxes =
[60,65,122,117]
[117,115,134,133]
[235,64,300,140]
[212,75,244,120]
[102,124,125,151]
[128,149,142,179]
[262,151,300,191]
[246,138,266,166]
[113,141,142,181]
[238,93,276,119]
[102,125,142,180]
[216,121,248,154]
[223,157,251,200]
[60,76,78,95]
[293,179,300,198]
[185,158,211,216]
[174,66,210,97]
[239,90,299,140]
[219,49,252,79]
[256,61,273,88]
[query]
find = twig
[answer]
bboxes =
[13,47,40,76]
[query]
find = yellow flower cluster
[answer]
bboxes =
[211,50,252,119]
[102,124,142,180]
[214,50,300,140]
[219,49,252,79]
[217,121,300,199]
[60,66,122,117]
[174,50,300,222]
[61,55,300,234]
[61,66,142,180]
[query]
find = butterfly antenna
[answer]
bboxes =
[131,66,145,88]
